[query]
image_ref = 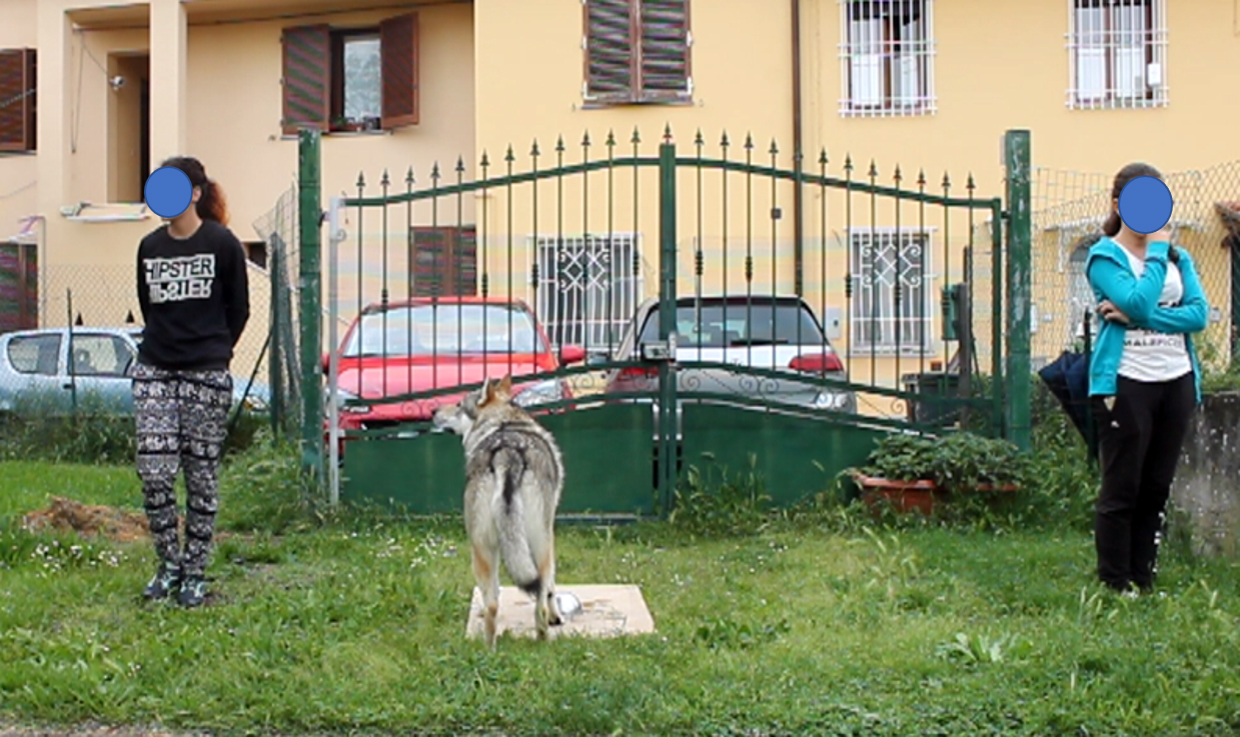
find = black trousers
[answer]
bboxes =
[1091,372,1196,592]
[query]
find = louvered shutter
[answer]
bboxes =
[281,26,330,135]
[0,243,37,332]
[0,49,36,152]
[380,13,419,129]
[639,0,689,99]
[586,0,636,100]
[411,228,478,297]
[411,227,449,297]
[454,227,478,296]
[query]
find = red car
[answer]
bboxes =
[322,296,586,453]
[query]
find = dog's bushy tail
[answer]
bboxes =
[495,454,541,597]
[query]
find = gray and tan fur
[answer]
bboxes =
[432,374,564,648]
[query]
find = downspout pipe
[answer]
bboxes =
[791,0,805,297]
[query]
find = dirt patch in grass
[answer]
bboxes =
[21,497,152,543]
[20,497,234,546]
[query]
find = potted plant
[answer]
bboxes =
[847,432,1027,516]
[848,433,940,515]
[332,116,363,133]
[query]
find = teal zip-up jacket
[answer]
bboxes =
[1085,236,1209,404]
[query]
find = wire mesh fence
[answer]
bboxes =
[1029,162,1240,372]
[253,183,302,439]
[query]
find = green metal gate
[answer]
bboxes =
[303,127,1032,518]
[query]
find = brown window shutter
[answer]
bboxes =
[281,25,330,136]
[639,0,690,100]
[380,13,419,129]
[0,48,36,152]
[411,227,477,296]
[411,227,449,297]
[454,227,478,296]
[586,0,637,101]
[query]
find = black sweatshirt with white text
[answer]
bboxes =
[136,220,250,371]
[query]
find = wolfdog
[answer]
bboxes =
[432,375,565,648]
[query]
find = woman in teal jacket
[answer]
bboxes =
[1085,163,1209,596]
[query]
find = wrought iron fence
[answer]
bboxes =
[305,126,1031,512]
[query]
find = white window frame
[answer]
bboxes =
[848,227,936,354]
[1066,0,1168,110]
[532,233,645,350]
[837,0,936,118]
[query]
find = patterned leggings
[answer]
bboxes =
[133,363,233,577]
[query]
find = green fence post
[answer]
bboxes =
[1003,129,1032,451]
[990,200,1005,438]
[658,131,678,514]
[298,129,324,480]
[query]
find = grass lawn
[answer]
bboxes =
[2,457,1240,736]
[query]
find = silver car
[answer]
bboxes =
[600,295,857,414]
[0,326,269,416]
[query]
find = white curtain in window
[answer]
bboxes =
[1112,3,1146,98]
[1075,7,1106,100]
[850,18,883,106]
[893,18,921,105]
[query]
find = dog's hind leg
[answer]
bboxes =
[472,543,501,649]
[541,534,563,627]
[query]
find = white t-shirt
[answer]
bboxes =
[1116,247,1193,383]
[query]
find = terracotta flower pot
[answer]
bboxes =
[850,472,1021,517]
[851,472,940,516]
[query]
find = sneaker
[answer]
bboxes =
[177,575,208,608]
[142,562,182,601]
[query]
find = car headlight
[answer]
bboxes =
[812,390,850,411]
[324,385,368,414]
[513,379,564,408]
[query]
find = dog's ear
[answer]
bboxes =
[479,377,496,407]
[497,374,514,398]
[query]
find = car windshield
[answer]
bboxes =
[637,299,827,347]
[342,304,547,357]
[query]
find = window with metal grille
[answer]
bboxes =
[838,0,935,117]
[534,234,644,350]
[849,229,934,352]
[1067,0,1167,110]
[583,0,692,105]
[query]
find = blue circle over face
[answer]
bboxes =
[144,166,194,219]
[1117,175,1174,235]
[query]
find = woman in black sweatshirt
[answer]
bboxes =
[134,156,249,608]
